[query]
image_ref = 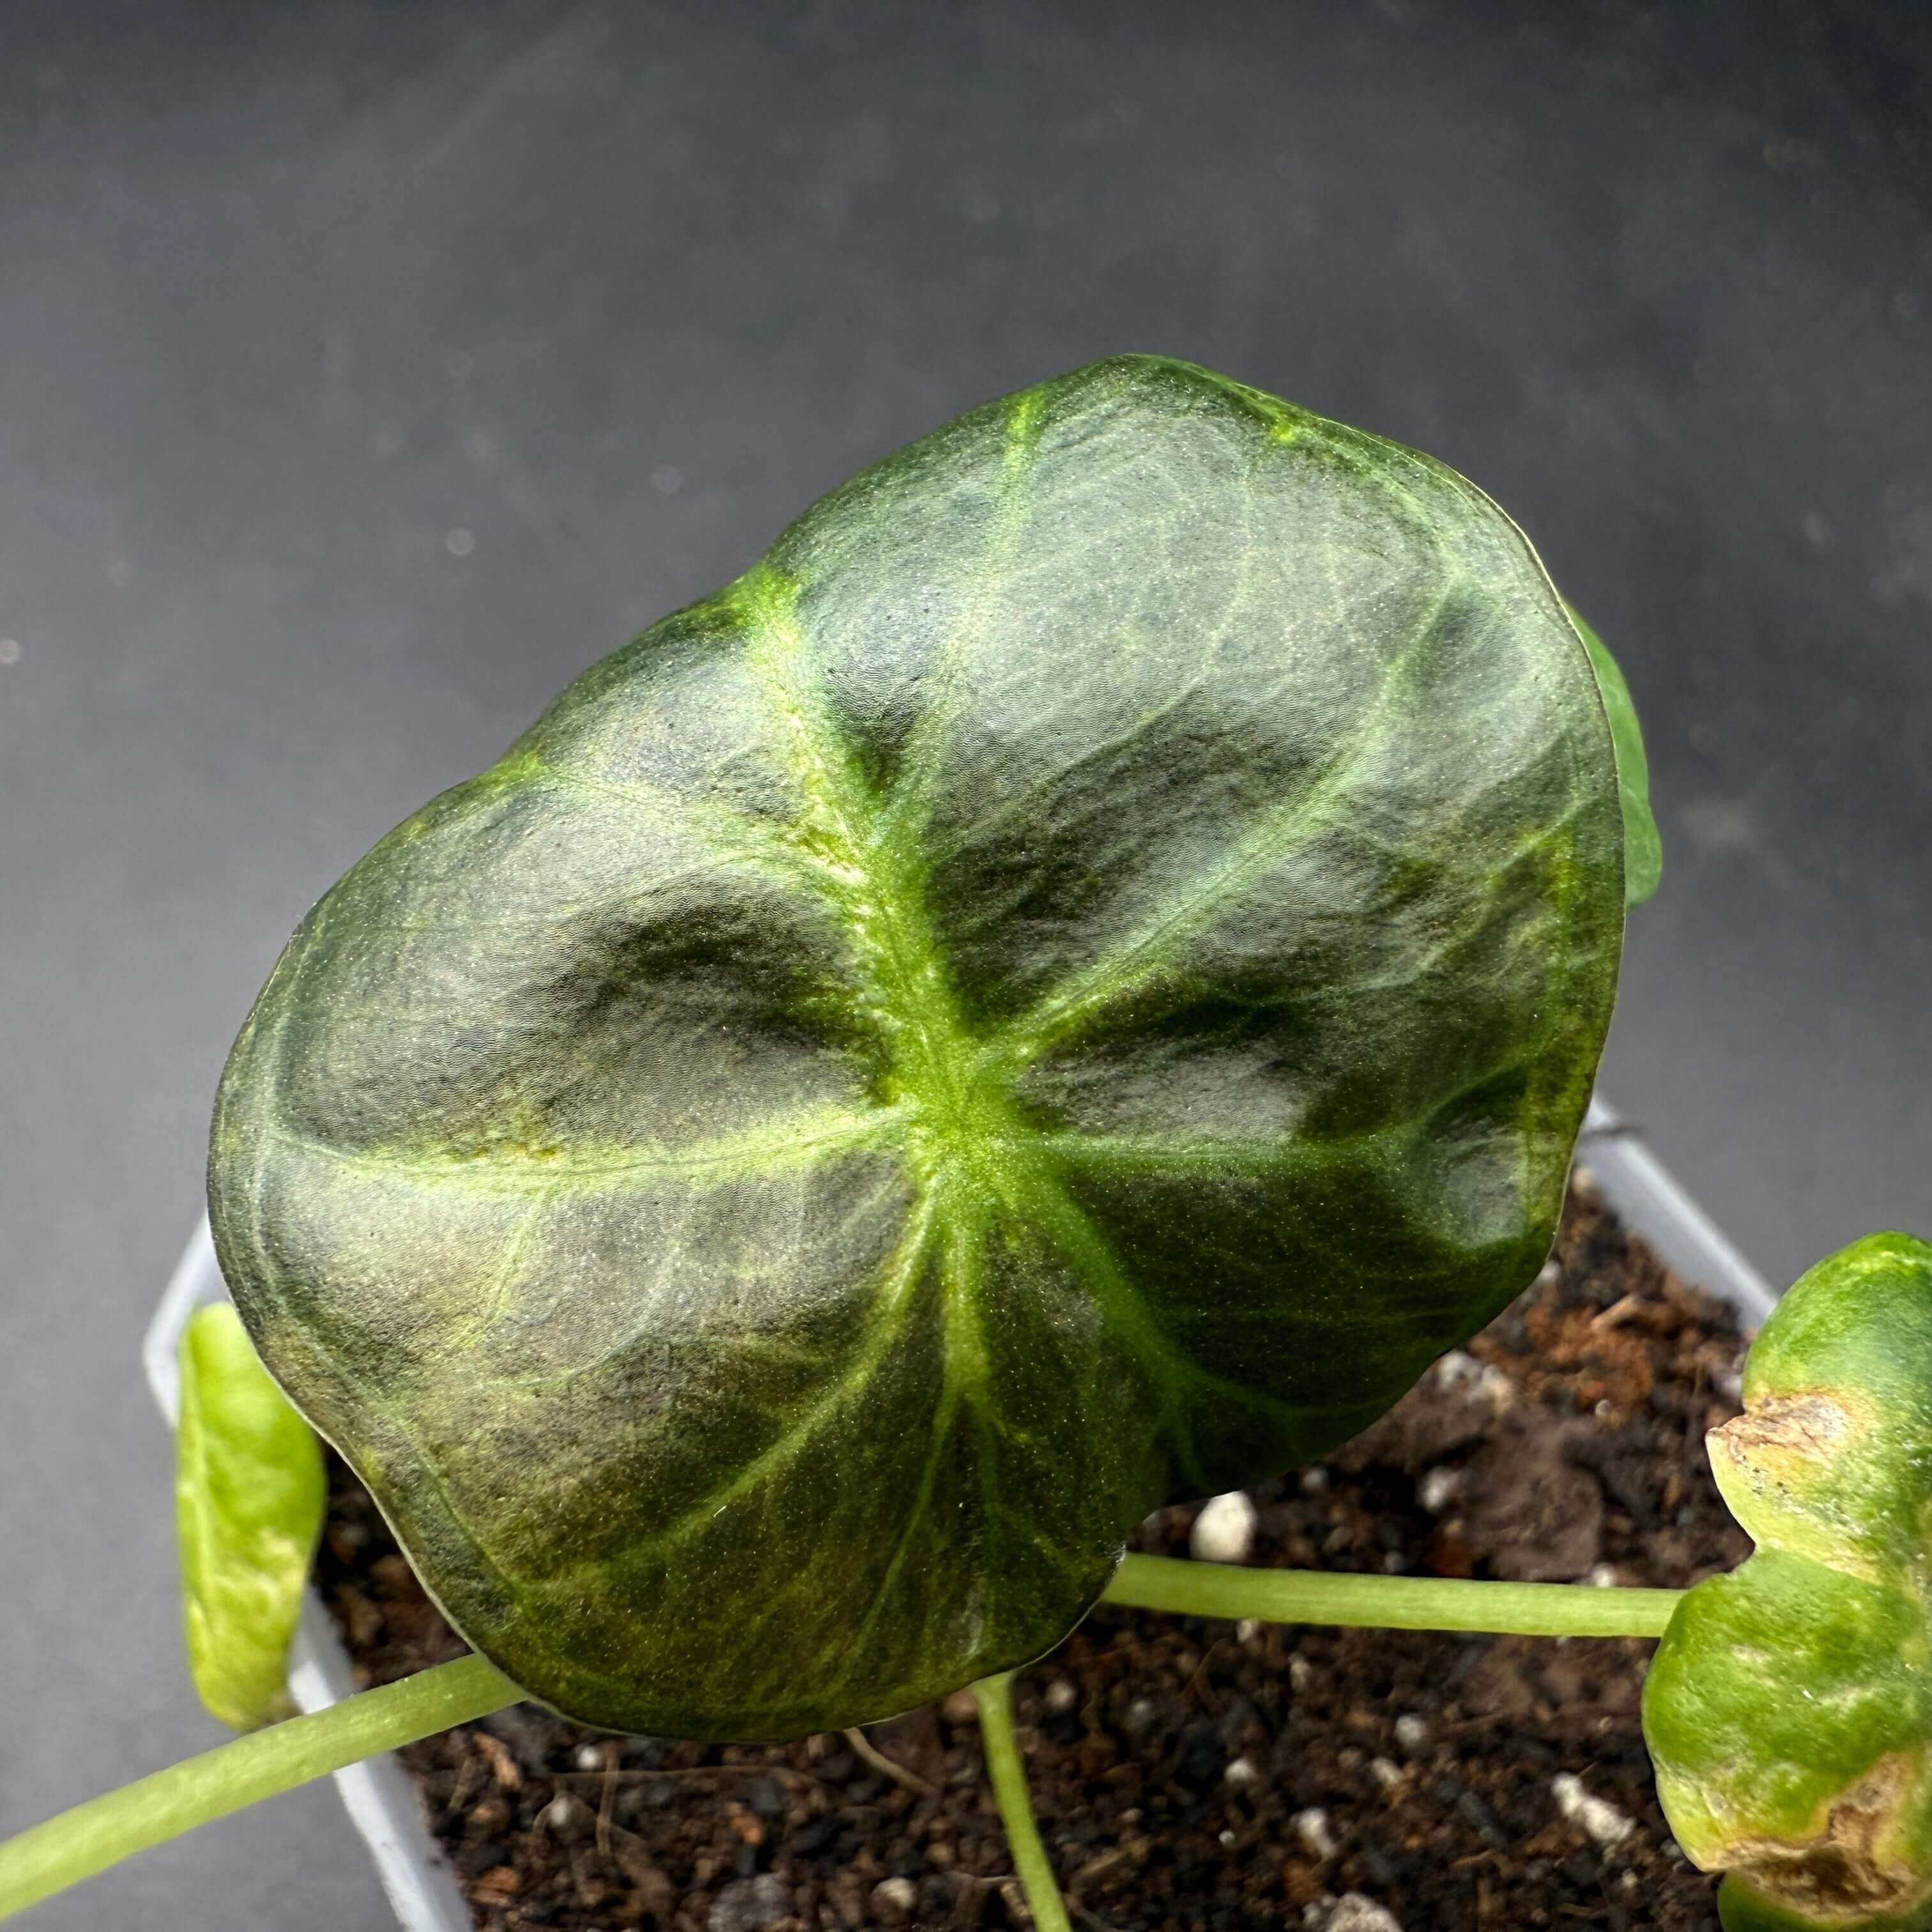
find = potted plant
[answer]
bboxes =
[1,356,1920,1931]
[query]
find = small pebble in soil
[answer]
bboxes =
[1300,1466,1330,1494]
[1042,1676,1078,1715]
[1369,1756,1402,1790]
[869,1874,917,1924]
[1553,1770,1637,1848]
[1223,1754,1261,1789]
[1326,1890,1407,1931]
[1393,1713,1430,1755]
[1190,1489,1258,1562]
[1417,1465,1462,1512]
[707,1871,792,1932]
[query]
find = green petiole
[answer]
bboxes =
[0,1653,516,1923]
[970,1672,1072,1932]
[1107,1553,1685,1637]
[0,1561,1685,1922]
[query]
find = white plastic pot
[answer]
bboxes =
[141,1092,1776,1932]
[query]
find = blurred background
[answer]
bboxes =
[1,2,1927,1925]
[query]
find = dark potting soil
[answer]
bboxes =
[318,1170,1752,1932]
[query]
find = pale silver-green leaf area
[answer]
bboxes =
[176,1303,326,1732]
[210,356,1626,1738]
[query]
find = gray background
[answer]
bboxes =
[2,2,1927,1925]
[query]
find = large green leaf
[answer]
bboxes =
[209,356,1626,1739]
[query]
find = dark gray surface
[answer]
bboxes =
[1,3,1926,1924]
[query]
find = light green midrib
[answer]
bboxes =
[737,564,1029,1196]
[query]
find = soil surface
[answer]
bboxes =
[319,1171,1752,1932]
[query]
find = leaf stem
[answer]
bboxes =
[1103,1553,1684,1637]
[0,1653,516,1924]
[970,1672,1071,1932]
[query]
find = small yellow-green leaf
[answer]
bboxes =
[1643,1232,1932,1932]
[176,1302,326,1731]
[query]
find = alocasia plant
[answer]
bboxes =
[49,354,1925,1932]
[205,353,1629,1740]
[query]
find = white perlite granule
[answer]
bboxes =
[1432,1349,1515,1415]
[1190,1490,1259,1563]
[869,1876,916,1922]
[1552,1771,1636,1848]
[1293,1807,1338,1860]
